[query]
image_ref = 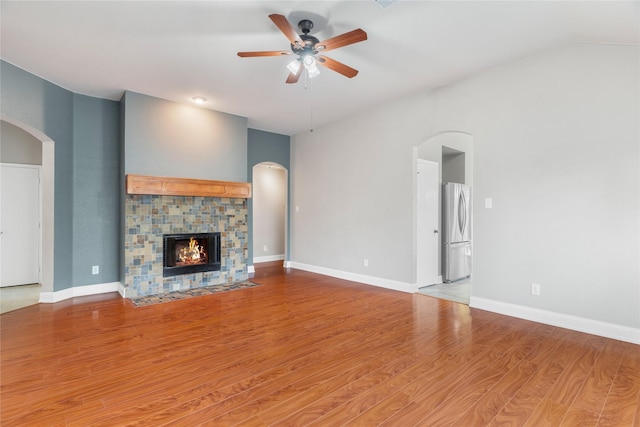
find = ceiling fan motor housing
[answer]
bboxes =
[291,20,319,55]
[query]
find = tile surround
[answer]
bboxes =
[124,194,248,298]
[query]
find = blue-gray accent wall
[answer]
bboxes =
[247,128,291,264]
[1,60,120,291]
[72,94,120,286]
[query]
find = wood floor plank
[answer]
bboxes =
[598,362,640,426]
[523,398,569,427]
[1,261,638,426]
[634,388,640,427]
[560,407,600,427]
[408,367,505,426]
[487,361,565,426]
[570,339,626,415]
[450,391,511,427]
[545,345,598,406]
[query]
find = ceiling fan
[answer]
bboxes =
[237,14,367,84]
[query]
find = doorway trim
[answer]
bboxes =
[1,117,54,297]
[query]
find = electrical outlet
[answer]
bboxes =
[531,283,541,296]
[363,259,369,267]
[263,245,268,252]
[172,283,180,291]
[92,265,99,275]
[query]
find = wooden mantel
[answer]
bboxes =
[126,174,251,199]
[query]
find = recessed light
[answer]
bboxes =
[192,97,206,105]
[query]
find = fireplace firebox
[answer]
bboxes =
[163,232,221,277]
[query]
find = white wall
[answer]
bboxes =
[291,43,639,335]
[291,107,418,287]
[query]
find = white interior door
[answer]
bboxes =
[1,164,40,287]
[417,159,440,286]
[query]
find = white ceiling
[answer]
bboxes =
[1,1,638,135]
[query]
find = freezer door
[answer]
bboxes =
[444,242,472,282]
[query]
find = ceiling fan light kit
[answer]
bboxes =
[303,56,320,78]
[286,59,301,74]
[237,14,367,84]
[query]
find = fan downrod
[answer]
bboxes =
[298,19,313,34]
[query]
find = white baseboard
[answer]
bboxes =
[248,260,290,274]
[39,281,121,303]
[254,254,285,263]
[289,261,417,293]
[470,296,640,345]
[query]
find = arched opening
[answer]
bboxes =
[0,118,55,304]
[251,162,288,266]
[415,131,473,304]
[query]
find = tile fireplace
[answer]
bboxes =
[123,175,251,298]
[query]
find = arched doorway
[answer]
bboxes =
[252,162,288,265]
[415,131,473,304]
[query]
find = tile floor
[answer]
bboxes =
[418,279,472,305]
[0,284,41,314]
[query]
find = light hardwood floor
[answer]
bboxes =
[1,261,639,426]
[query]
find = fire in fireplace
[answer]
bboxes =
[163,232,221,277]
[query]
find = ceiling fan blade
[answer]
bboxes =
[237,51,292,57]
[317,56,359,78]
[269,14,305,49]
[316,29,367,53]
[286,62,304,84]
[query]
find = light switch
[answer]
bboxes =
[485,198,493,209]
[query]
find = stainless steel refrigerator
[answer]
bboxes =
[443,183,472,282]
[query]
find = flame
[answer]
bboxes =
[176,237,207,265]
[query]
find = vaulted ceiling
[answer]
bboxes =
[1,1,638,135]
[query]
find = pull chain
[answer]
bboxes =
[304,72,314,132]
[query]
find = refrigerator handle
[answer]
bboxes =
[458,191,466,236]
